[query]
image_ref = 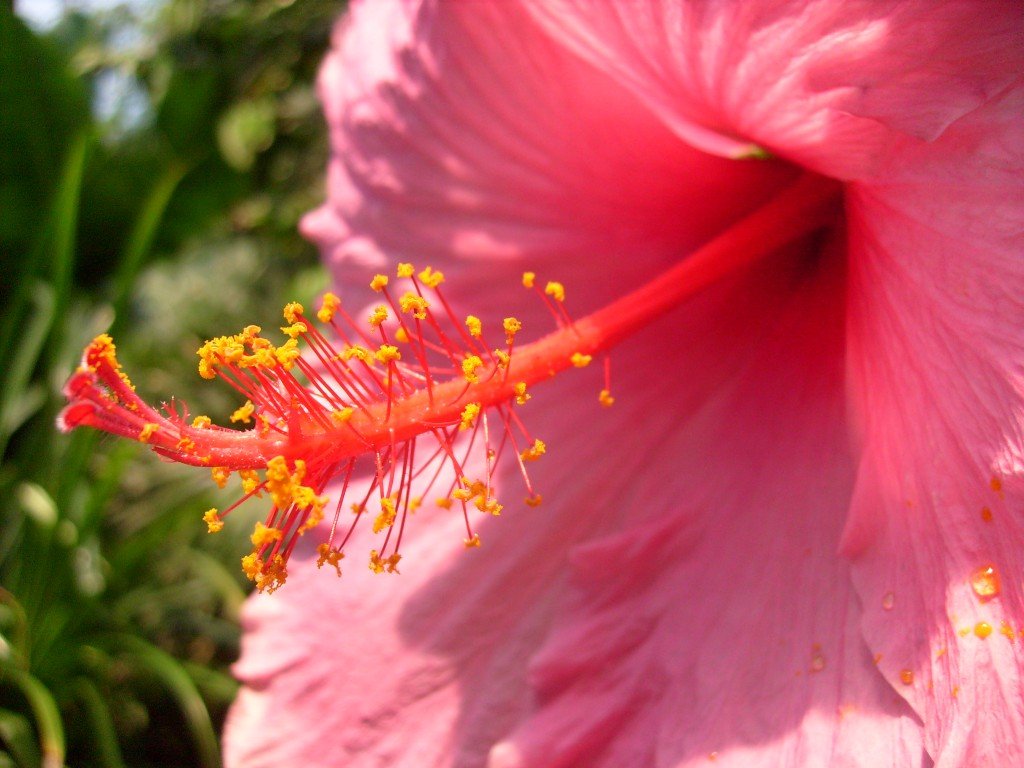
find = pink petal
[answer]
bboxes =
[300,0,798,312]
[487,244,928,767]
[842,80,1024,765]
[526,0,1022,178]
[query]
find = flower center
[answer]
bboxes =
[59,173,841,591]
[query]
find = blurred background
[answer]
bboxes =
[1,1,342,764]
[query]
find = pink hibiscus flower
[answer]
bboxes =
[59,0,1023,765]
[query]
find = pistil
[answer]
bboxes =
[59,174,841,590]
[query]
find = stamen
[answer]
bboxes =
[58,174,840,591]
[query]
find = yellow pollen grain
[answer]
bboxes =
[317,292,340,323]
[599,389,615,407]
[369,550,401,574]
[211,466,231,489]
[341,345,373,363]
[521,438,546,462]
[203,508,223,533]
[176,436,196,453]
[502,317,522,345]
[1000,622,1016,642]
[239,469,261,496]
[571,352,592,367]
[464,533,481,548]
[280,322,307,339]
[980,506,993,522]
[250,522,283,548]
[399,292,429,319]
[899,669,914,685]
[375,345,401,364]
[465,315,482,338]
[275,338,301,370]
[191,415,212,429]
[369,305,389,327]
[418,266,444,287]
[282,302,304,324]
[462,355,484,383]
[138,423,159,443]
[331,407,354,424]
[513,382,530,405]
[974,622,993,639]
[231,400,255,424]
[522,272,535,289]
[460,402,481,431]
[396,262,415,278]
[316,543,344,576]
[990,475,1003,494]
[545,281,565,302]
[493,349,511,368]
[370,274,389,291]
[373,497,398,533]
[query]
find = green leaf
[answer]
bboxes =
[0,664,65,768]
[102,635,220,768]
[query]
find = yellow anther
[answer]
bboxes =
[275,338,301,369]
[369,550,401,574]
[525,494,543,507]
[522,272,535,289]
[503,317,522,345]
[452,488,473,502]
[316,543,344,576]
[241,553,261,581]
[369,305,389,327]
[331,407,354,424]
[317,292,341,323]
[395,327,410,344]
[370,274,389,292]
[280,322,307,339]
[211,466,231,489]
[341,345,373,363]
[239,469,261,496]
[465,315,482,338]
[521,438,546,462]
[493,349,511,369]
[375,345,401,364]
[256,554,288,593]
[231,400,255,424]
[250,522,283,548]
[373,497,397,533]
[571,352,592,367]
[139,423,159,443]
[462,355,484,383]
[513,382,530,405]
[176,436,196,453]
[203,508,224,533]
[436,497,453,510]
[476,496,503,516]
[191,415,212,429]
[460,402,482,431]
[409,497,422,512]
[545,281,566,302]
[418,266,444,287]
[399,291,429,319]
[464,533,481,548]
[265,455,307,510]
[396,262,415,278]
[350,502,365,515]
[599,389,615,407]
[283,302,304,324]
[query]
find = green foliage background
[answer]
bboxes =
[0,2,341,764]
